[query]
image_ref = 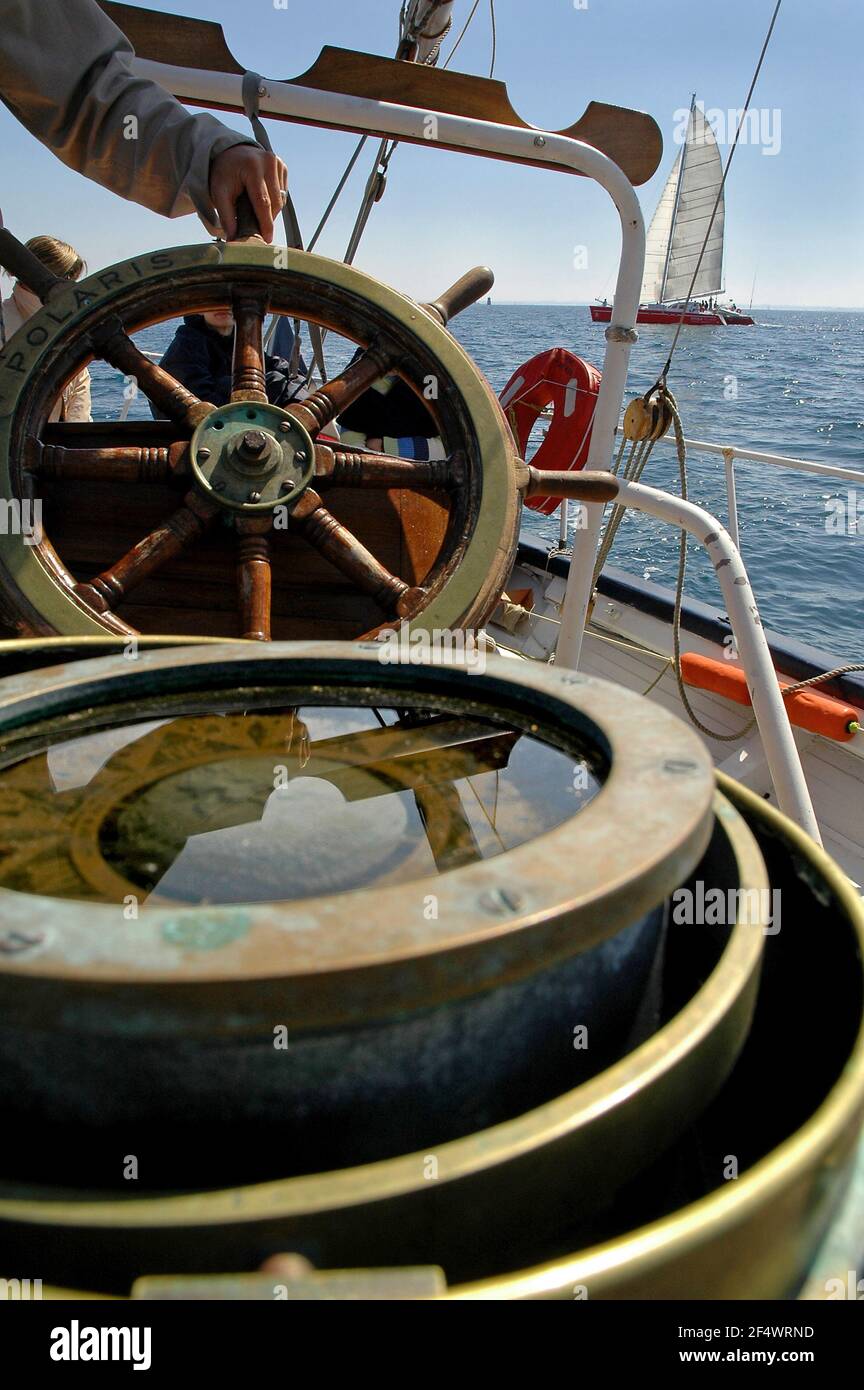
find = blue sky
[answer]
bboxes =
[1,0,861,306]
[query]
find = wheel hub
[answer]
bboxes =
[189,402,316,513]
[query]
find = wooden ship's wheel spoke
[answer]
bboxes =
[230,291,269,403]
[74,493,218,613]
[236,521,272,642]
[92,319,213,427]
[31,442,188,484]
[287,344,397,436]
[314,444,463,492]
[290,489,423,617]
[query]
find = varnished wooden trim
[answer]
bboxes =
[99,6,662,184]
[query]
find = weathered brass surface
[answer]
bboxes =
[52,778,852,1303]
[2,652,858,1299]
[0,643,714,1028]
[189,402,316,514]
[450,776,864,1298]
[0,642,720,1178]
[0,788,762,1291]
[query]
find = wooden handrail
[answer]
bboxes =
[99,4,663,185]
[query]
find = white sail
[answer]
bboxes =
[640,151,682,303]
[641,102,725,304]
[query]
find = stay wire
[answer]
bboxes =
[656,0,783,385]
[444,0,482,67]
[299,0,493,381]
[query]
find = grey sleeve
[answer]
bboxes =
[0,0,257,230]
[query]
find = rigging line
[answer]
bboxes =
[664,391,756,742]
[263,135,368,355]
[301,136,399,382]
[306,136,369,254]
[296,2,491,381]
[307,0,488,281]
[657,0,783,382]
[465,775,507,851]
[443,0,482,68]
[283,6,435,368]
[488,0,497,79]
[300,0,413,261]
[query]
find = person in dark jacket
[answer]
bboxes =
[149,310,307,418]
[336,348,440,458]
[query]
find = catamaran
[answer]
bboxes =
[591,95,754,326]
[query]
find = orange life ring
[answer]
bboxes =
[499,347,601,515]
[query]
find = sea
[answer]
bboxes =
[91,306,864,661]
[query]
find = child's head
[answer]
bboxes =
[24,235,85,282]
[203,308,234,336]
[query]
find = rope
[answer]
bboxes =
[659,393,755,741]
[591,433,655,586]
[443,0,482,66]
[644,389,861,742]
[293,0,494,384]
[782,664,864,696]
[596,8,786,727]
[241,71,328,383]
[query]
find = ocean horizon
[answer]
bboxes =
[89,305,864,662]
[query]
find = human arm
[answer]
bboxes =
[0,0,284,238]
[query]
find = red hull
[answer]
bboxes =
[590,304,754,326]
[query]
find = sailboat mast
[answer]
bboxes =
[659,93,695,304]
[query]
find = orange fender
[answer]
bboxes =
[681,653,859,742]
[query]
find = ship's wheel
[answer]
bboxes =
[0,239,522,641]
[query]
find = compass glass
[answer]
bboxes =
[0,702,603,905]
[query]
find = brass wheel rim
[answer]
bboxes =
[0,244,520,640]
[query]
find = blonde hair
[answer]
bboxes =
[24,235,85,282]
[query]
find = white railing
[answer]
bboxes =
[555,432,863,662]
[554,436,864,554]
[653,436,864,551]
[553,474,822,842]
